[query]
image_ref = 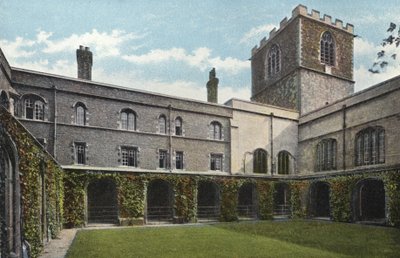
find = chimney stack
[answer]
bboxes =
[76,45,93,80]
[206,68,218,103]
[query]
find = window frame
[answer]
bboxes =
[75,102,87,126]
[159,149,168,169]
[210,121,222,140]
[320,31,335,66]
[267,44,281,77]
[253,148,268,174]
[315,138,337,172]
[74,142,86,165]
[355,127,385,166]
[277,151,290,175]
[120,108,136,131]
[175,151,184,170]
[210,153,223,171]
[159,114,167,134]
[23,95,46,121]
[120,146,138,167]
[175,117,183,136]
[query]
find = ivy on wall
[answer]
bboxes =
[0,109,64,258]
[289,181,309,219]
[256,180,274,220]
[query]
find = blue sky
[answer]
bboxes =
[1,1,400,103]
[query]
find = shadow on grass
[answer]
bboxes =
[211,220,400,258]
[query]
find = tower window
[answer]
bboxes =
[320,32,335,66]
[267,44,281,77]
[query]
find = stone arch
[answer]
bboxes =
[273,182,291,216]
[146,179,174,222]
[353,178,386,222]
[237,182,258,219]
[309,181,330,218]
[197,181,220,221]
[0,129,22,257]
[87,178,118,224]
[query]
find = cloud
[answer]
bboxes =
[354,37,379,57]
[355,63,400,92]
[240,24,276,44]
[0,37,36,60]
[122,47,249,74]
[38,29,143,58]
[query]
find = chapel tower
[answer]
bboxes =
[250,4,354,114]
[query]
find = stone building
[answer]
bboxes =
[0,4,400,256]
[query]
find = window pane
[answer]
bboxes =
[175,118,182,136]
[121,147,137,167]
[210,154,222,171]
[121,112,128,129]
[159,116,166,134]
[76,143,85,164]
[127,113,135,130]
[159,150,167,168]
[76,106,85,125]
[176,151,183,169]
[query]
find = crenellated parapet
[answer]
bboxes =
[251,4,354,56]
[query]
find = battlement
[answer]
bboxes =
[251,4,354,56]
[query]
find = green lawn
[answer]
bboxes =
[66,220,400,258]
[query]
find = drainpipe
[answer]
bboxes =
[342,105,346,171]
[53,84,57,158]
[168,104,173,172]
[270,112,274,175]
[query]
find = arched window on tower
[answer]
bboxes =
[315,138,337,171]
[121,109,136,130]
[267,44,281,77]
[320,31,335,66]
[75,102,87,126]
[253,148,267,174]
[355,127,385,166]
[277,151,290,175]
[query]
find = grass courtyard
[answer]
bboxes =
[66,220,400,258]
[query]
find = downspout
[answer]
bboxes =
[270,112,274,175]
[53,84,57,158]
[342,104,346,171]
[168,104,173,172]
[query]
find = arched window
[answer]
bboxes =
[23,94,45,120]
[159,115,167,134]
[267,44,281,77]
[175,117,183,136]
[210,121,222,140]
[277,151,290,175]
[121,109,136,130]
[253,148,267,174]
[316,139,337,171]
[75,102,87,126]
[356,127,385,166]
[320,31,335,66]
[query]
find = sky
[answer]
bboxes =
[1,1,400,104]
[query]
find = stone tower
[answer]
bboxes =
[250,4,354,114]
[207,68,219,103]
[76,45,93,80]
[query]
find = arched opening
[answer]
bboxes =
[87,178,118,224]
[354,179,385,222]
[0,135,22,257]
[310,182,330,218]
[253,148,267,174]
[147,179,173,222]
[273,183,291,216]
[237,183,257,219]
[197,181,220,221]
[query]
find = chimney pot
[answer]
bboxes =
[76,46,93,80]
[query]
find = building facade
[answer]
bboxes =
[0,4,400,256]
